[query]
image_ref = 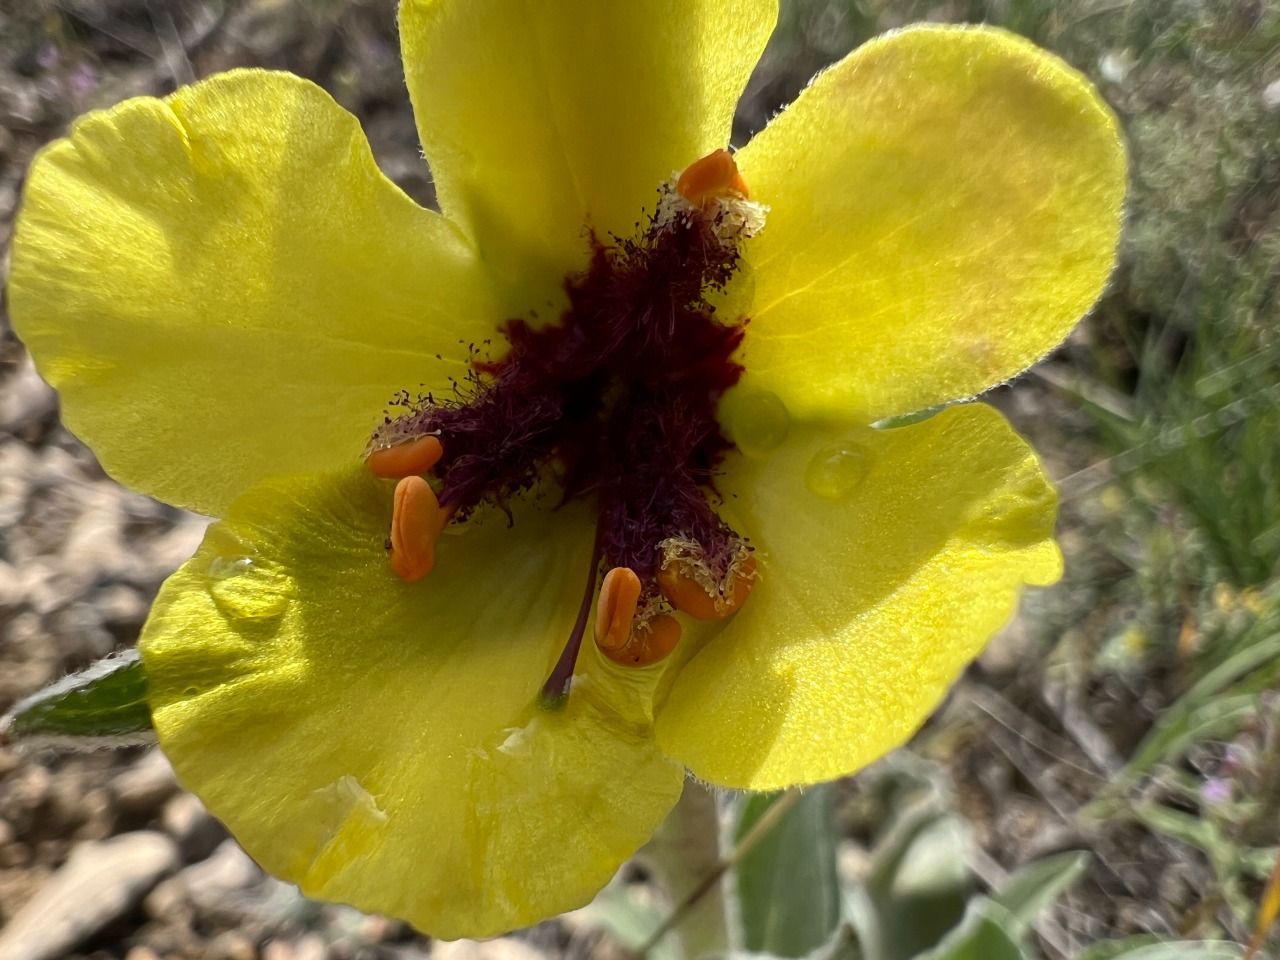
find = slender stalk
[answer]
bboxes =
[539,525,603,708]
[637,787,802,958]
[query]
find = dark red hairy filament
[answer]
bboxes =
[374,193,751,580]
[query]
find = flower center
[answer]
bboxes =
[364,149,766,701]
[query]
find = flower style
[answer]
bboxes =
[8,0,1125,939]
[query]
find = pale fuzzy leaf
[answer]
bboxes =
[2,649,154,749]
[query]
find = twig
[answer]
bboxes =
[965,838,1075,959]
[636,789,802,958]
[1244,846,1280,960]
[147,0,195,87]
[969,684,1104,782]
[1036,675,1126,778]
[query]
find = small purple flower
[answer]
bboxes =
[1201,778,1233,806]
[68,64,99,101]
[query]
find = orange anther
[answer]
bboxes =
[595,569,683,667]
[366,435,444,479]
[594,567,642,654]
[657,555,756,621]
[676,148,749,207]
[603,614,682,667]
[389,475,444,583]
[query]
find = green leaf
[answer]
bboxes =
[698,922,864,960]
[1086,632,1280,809]
[992,851,1090,938]
[1129,804,1231,859]
[1,650,154,747]
[811,922,863,960]
[1074,939,1243,960]
[912,903,1028,960]
[733,786,842,958]
[1122,805,1267,927]
[1075,937,1162,960]
[854,802,971,960]
[575,880,681,960]
[641,781,732,960]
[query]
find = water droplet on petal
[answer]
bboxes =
[729,390,790,457]
[207,555,254,579]
[805,441,872,500]
[205,553,289,621]
[210,579,290,620]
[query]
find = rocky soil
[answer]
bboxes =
[3,1,1273,958]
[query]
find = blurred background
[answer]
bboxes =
[0,0,1278,958]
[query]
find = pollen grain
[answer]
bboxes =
[658,554,757,621]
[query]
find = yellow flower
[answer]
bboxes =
[8,0,1125,939]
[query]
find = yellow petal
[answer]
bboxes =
[399,0,777,312]
[139,469,683,938]
[730,25,1126,421]
[656,403,1062,789]
[10,70,498,518]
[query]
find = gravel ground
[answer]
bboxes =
[1,1,1268,958]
